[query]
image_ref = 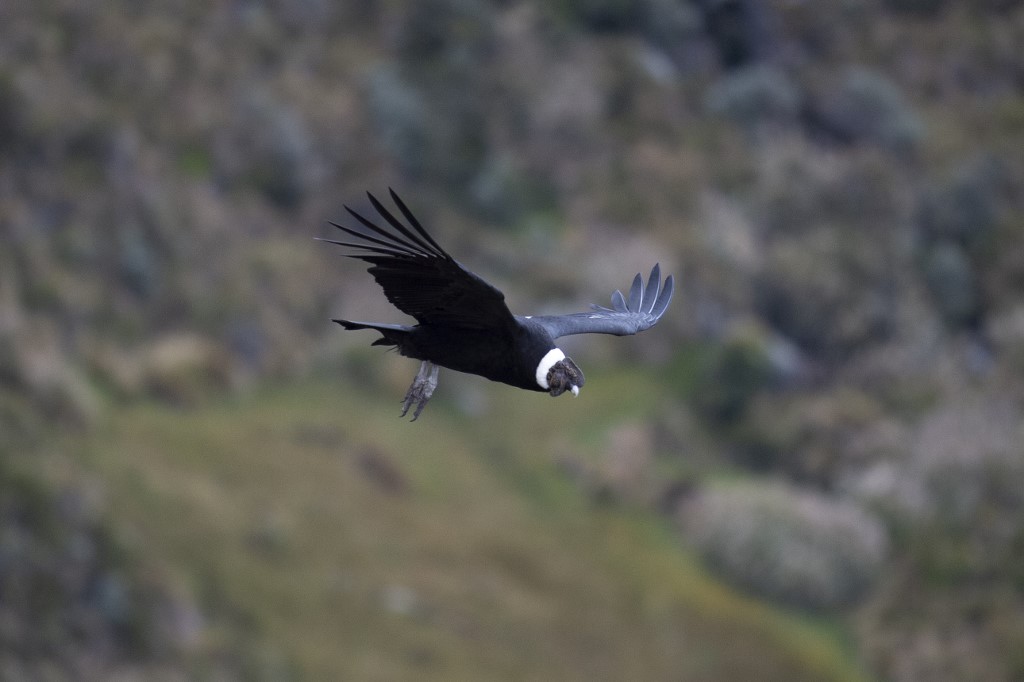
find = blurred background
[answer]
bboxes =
[2,0,1024,680]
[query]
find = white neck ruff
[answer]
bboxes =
[535,348,565,389]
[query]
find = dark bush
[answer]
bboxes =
[916,156,1003,253]
[554,0,647,32]
[116,224,160,299]
[395,0,496,65]
[690,325,777,425]
[812,67,924,153]
[640,0,704,52]
[699,0,779,68]
[921,241,980,328]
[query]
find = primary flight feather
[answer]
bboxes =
[323,190,674,420]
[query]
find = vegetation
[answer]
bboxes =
[3,0,1024,679]
[55,375,867,681]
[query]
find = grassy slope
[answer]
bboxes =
[67,370,867,682]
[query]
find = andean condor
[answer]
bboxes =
[322,190,674,420]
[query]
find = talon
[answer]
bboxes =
[400,361,439,420]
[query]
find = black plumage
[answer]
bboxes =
[322,190,674,419]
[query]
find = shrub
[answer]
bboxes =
[755,146,905,237]
[815,67,924,153]
[214,89,316,209]
[140,333,234,406]
[736,388,883,483]
[394,0,494,65]
[916,156,1003,253]
[911,403,1024,531]
[553,0,646,32]
[920,241,979,328]
[754,228,896,359]
[855,402,1024,682]
[639,0,703,52]
[116,223,160,299]
[705,65,802,134]
[689,324,777,425]
[681,481,888,610]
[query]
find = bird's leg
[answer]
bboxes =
[400,361,439,421]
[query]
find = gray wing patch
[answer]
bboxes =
[527,264,674,339]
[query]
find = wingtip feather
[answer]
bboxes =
[611,289,628,312]
[644,264,661,313]
[628,273,644,312]
[651,274,674,318]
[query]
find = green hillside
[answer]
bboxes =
[65,374,865,681]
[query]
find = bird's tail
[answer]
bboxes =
[333,319,412,349]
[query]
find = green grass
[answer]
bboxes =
[65,370,870,681]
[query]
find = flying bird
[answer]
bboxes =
[322,190,674,420]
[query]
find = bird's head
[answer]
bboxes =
[536,347,585,397]
[547,356,585,397]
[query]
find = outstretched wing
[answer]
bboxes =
[527,264,674,339]
[320,189,515,331]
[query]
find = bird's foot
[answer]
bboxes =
[400,361,439,421]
